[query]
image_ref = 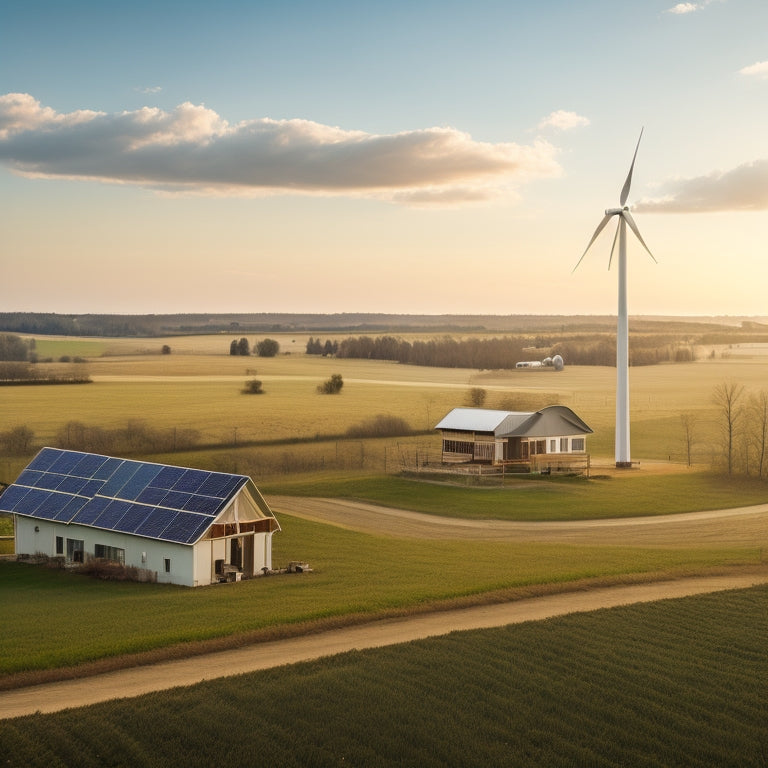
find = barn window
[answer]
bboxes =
[443,439,473,454]
[55,536,63,555]
[94,544,125,564]
[164,558,171,573]
[550,440,556,453]
[572,438,585,451]
[66,538,84,563]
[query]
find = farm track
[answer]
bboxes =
[1,498,767,719]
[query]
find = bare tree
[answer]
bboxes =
[711,381,744,476]
[679,412,698,467]
[748,390,768,479]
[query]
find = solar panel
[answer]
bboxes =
[172,469,209,494]
[4,449,256,546]
[49,451,83,474]
[26,448,62,472]
[150,465,186,490]
[160,511,211,544]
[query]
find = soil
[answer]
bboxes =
[2,493,767,720]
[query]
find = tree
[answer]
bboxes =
[679,412,698,467]
[237,338,251,356]
[748,390,768,479]
[318,373,344,394]
[242,379,264,394]
[467,388,487,407]
[161,345,171,355]
[1,425,35,455]
[712,381,744,476]
[256,338,280,357]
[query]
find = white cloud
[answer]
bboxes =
[739,61,768,79]
[666,3,700,14]
[635,159,768,213]
[135,86,163,94]
[537,110,590,131]
[0,93,562,206]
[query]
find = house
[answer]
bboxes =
[0,447,280,587]
[435,405,593,471]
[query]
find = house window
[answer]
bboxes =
[572,438,585,451]
[55,536,64,555]
[94,544,125,564]
[560,438,569,452]
[164,558,171,573]
[66,538,84,563]
[550,440,556,453]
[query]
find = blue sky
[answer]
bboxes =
[2,0,768,316]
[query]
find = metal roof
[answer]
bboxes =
[0,448,277,546]
[435,406,593,438]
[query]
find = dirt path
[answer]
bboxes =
[268,496,768,547]
[2,570,767,720]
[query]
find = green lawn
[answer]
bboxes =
[261,470,768,520]
[2,584,766,767]
[0,511,758,676]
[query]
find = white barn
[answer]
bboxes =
[435,405,593,471]
[0,448,280,587]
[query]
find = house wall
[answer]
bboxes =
[14,516,195,586]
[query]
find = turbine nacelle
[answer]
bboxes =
[605,207,627,216]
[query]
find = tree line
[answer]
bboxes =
[229,338,280,357]
[306,334,695,369]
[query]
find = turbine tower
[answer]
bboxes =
[573,129,656,468]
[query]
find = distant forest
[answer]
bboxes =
[2,312,767,338]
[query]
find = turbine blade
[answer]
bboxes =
[607,220,620,270]
[622,210,657,263]
[619,127,644,207]
[573,214,613,272]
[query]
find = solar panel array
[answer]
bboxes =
[0,448,248,545]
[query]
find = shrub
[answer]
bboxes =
[346,414,413,438]
[256,338,280,357]
[242,379,264,395]
[317,374,344,394]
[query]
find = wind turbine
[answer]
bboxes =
[573,129,656,468]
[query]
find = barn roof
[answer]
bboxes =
[0,448,278,546]
[435,406,592,438]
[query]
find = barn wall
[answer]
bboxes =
[14,517,195,586]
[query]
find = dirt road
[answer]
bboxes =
[268,496,768,547]
[2,496,767,720]
[2,570,767,720]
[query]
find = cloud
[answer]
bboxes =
[666,3,700,13]
[537,110,590,131]
[0,93,561,205]
[739,61,768,79]
[635,159,768,213]
[135,86,163,94]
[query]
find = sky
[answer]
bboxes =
[2,0,768,318]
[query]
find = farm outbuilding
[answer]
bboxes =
[0,448,280,587]
[435,405,593,471]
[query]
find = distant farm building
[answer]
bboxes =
[0,448,280,587]
[435,405,592,472]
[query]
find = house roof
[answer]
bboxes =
[0,448,278,546]
[435,406,593,438]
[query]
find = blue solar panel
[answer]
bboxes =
[72,452,110,478]
[116,503,152,534]
[198,473,243,499]
[150,465,186,490]
[159,490,194,512]
[135,486,168,506]
[93,457,122,481]
[183,494,223,516]
[0,485,31,513]
[57,475,89,495]
[26,448,62,472]
[71,496,109,525]
[5,449,257,546]
[93,500,132,530]
[49,451,83,474]
[134,508,178,539]
[161,512,210,544]
[100,462,140,497]
[172,469,209,494]
[53,495,89,522]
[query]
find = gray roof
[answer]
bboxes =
[435,406,592,438]
[0,448,279,546]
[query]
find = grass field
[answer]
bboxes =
[2,584,766,767]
